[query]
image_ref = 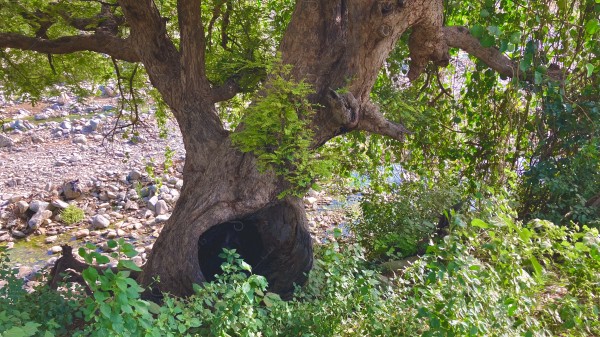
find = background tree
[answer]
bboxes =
[0,0,597,298]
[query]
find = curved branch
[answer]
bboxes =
[117,0,181,108]
[210,76,242,103]
[443,26,563,82]
[356,101,411,142]
[0,32,139,62]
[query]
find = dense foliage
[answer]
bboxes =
[2,197,599,336]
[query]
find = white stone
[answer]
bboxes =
[75,229,90,239]
[154,200,168,215]
[45,235,58,244]
[28,210,53,229]
[155,214,171,223]
[92,214,110,229]
[50,199,69,210]
[72,134,87,144]
[16,200,29,213]
[147,195,159,212]
[50,246,63,254]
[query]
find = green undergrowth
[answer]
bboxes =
[1,197,599,337]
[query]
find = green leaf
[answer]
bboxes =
[480,35,496,48]
[118,259,142,272]
[95,254,110,265]
[534,71,543,84]
[471,219,490,229]
[487,25,501,37]
[585,19,599,35]
[263,292,282,307]
[82,267,99,283]
[574,242,590,252]
[470,25,485,38]
[107,240,118,249]
[242,282,254,301]
[585,63,594,77]
[529,256,543,279]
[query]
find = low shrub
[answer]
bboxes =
[352,177,462,260]
[1,196,599,336]
[60,205,85,225]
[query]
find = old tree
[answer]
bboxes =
[0,0,597,298]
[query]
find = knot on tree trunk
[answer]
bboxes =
[326,88,360,134]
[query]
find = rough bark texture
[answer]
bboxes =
[0,0,541,298]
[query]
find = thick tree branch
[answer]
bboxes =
[117,0,181,109]
[357,101,411,142]
[443,26,563,82]
[0,33,138,62]
[177,0,209,93]
[210,76,242,103]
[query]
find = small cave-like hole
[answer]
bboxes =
[198,219,264,282]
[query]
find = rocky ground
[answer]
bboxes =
[0,88,350,288]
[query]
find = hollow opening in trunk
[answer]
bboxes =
[198,219,264,281]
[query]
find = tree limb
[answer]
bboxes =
[357,101,411,142]
[0,33,139,62]
[210,76,242,103]
[117,0,181,109]
[443,26,563,82]
[177,0,209,93]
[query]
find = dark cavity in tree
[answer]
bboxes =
[198,219,264,281]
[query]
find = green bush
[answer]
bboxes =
[0,246,80,337]
[2,196,599,336]
[60,205,85,225]
[352,177,462,260]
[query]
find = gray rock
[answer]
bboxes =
[75,229,90,239]
[140,185,157,198]
[29,200,50,213]
[50,246,63,254]
[28,210,53,229]
[45,235,58,244]
[8,195,24,203]
[0,233,11,242]
[155,214,170,223]
[147,195,159,212]
[0,134,13,147]
[154,200,168,215]
[68,154,82,163]
[58,92,70,105]
[72,134,87,144]
[62,180,82,200]
[92,214,110,229]
[132,256,144,267]
[125,200,139,210]
[89,119,101,131]
[60,120,72,130]
[34,113,49,121]
[31,135,45,144]
[50,199,69,210]
[11,230,26,239]
[16,200,29,214]
[128,170,142,181]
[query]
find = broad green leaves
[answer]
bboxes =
[231,60,331,197]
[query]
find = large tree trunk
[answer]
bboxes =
[137,105,313,298]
